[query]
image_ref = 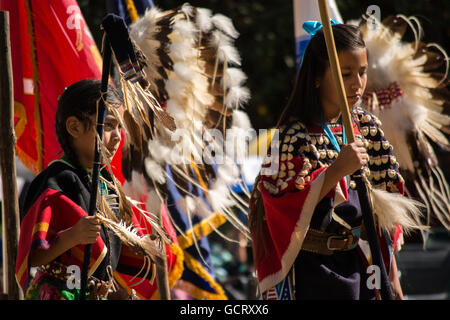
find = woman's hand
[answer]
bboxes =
[318,139,368,202]
[331,139,368,176]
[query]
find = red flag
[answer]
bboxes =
[1,0,102,173]
[3,0,182,299]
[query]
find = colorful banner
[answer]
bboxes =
[292,0,342,69]
[1,0,102,174]
[166,164,228,300]
[2,0,182,300]
[108,0,230,299]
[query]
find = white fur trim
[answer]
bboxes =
[173,62,196,82]
[371,187,425,234]
[172,20,198,40]
[148,139,172,163]
[169,41,197,61]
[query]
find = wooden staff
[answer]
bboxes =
[80,14,171,300]
[155,218,171,300]
[0,11,21,300]
[101,13,171,300]
[79,35,113,300]
[317,0,394,300]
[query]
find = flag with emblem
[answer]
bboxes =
[0,0,103,174]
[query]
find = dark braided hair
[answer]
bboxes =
[55,79,123,168]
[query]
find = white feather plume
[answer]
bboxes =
[211,14,239,39]
[371,187,427,234]
[145,158,166,184]
[127,4,253,247]
[225,86,251,109]
[222,68,248,88]
[195,8,213,33]
[359,15,450,231]
[231,110,253,131]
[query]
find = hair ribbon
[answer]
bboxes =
[302,19,341,36]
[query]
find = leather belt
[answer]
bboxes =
[301,227,360,256]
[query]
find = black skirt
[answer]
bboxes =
[294,188,377,300]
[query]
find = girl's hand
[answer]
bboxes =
[64,215,102,246]
[30,216,102,267]
[332,139,368,176]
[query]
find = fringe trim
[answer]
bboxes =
[14,101,27,141]
[416,168,450,230]
[168,243,185,288]
[177,213,227,250]
[180,250,227,300]
[190,160,209,192]
[16,144,39,175]
[125,0,139,23]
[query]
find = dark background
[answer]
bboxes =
[79,0,450,131]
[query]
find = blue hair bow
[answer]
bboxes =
[303,19,341,36]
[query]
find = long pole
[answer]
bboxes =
[155,204,170,300]
[101,13,171,299]
[79,36,112,300]
[0,11,21,300]
[317,0,394,300]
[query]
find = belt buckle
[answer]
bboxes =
[326,235,345,250]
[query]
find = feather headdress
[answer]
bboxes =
[357,14,450,231]
[117,4,253,246]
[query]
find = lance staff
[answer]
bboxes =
[79,29,113,300]
[80,13,171,300]
[317,0,394,300]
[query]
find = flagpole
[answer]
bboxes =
[0,11,22,300]
[317,0,394,300]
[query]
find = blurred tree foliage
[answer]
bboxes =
[79,0,450,130]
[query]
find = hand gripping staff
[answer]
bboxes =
[317,0,394,300]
